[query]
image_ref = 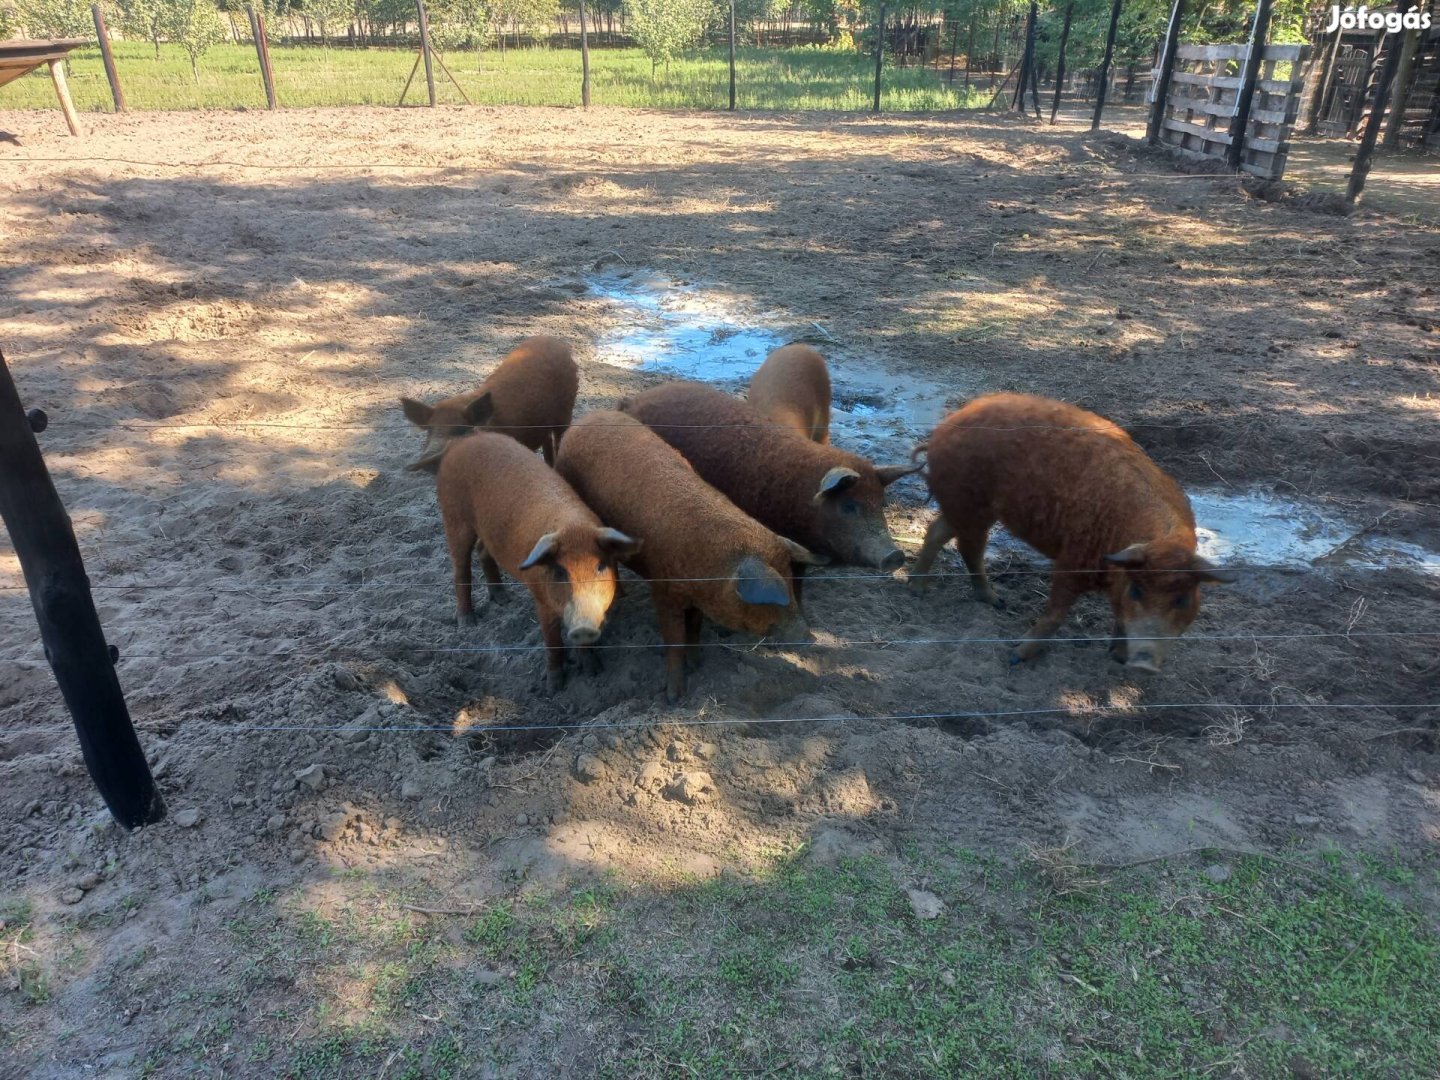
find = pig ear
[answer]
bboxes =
[519,532,560,570]
[814,466,860,502]
[596,527,642,561]
[462,392,495,427]
[401,397,433,428]
[780,537,829,566]
[732,556,791,608]
[1102,543,1150,568]
[875,462,923,487]
[1190,554,1236,584]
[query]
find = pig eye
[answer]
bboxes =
[1173,593,1190,610]
[1127,583,1143,602]
[841,500,861,517]
[553,565,570,583]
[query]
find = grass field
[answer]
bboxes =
[1,41,988,113]
[75,845,1439,1077]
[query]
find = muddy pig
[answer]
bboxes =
[556,410,826,702]
[911,393,1232,672]
[437,431,640,691]
[619,381,917,571]
[402,334,578,470]
[747,344,832,444]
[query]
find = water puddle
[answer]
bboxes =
[583,269,1439,577]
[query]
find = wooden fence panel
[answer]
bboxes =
[1159,42,1307,179]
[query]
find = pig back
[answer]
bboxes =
[927,394,1194,557]
[482,335,579,437]
[437,431,599,573]
[557,410,782,582]
[620,382,860,551]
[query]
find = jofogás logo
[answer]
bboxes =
[1324,5,1433,32]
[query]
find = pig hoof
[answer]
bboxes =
[907,577,929,594]
[1008,651,1023,666]
[1109,643,1127,664]
[546,669,568,693]
[577,651,602,676]
[456,611,477,628]
[487,588,510,605]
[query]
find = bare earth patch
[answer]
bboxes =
[0,105,1437,1077]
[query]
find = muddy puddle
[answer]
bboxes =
[583,269,1439,577]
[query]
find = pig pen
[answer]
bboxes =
[1,106,1438,1077]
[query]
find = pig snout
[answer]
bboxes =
[1115,620,1177,673]
[853,535,904,571]
[773,607,812,645]
[566,623,602,646]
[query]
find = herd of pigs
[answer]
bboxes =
[399,335,1233,703]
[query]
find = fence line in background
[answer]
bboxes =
[1,630,1435,666]
[2,701,1436,742]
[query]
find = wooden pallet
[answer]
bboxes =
[1158,43,1306,179]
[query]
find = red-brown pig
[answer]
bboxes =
[402,335,578,470]
[748,344,832,444]
[619,381,917,572]
[437,431,640,691]
[556,410,826,702]
[911,393,1232,672]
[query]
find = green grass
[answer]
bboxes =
[0,42,989,114]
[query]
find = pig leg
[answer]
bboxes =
[908,516,955,593]
[540,612,568,692]
[655,599,689,703]
[955,519,1002,608]
[479,549,508,605]
[1108,616,1128,664]
[1011,572,1082,664]
[684,606,704,673]
[542,430,557,467]
[791,562,807,609]
[447,523,478,626]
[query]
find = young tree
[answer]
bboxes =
[12,0,93,37]
[429,0,494,53]
[624,0,709,75]
[304,0,352,44]
[162,0,226,79]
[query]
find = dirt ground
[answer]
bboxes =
[0,105,1438,1077]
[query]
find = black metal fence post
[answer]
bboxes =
[1225,0,1275,169]
[873,4,886,112]
[1348,0,1416,201]
[0,352,164,829]
[1147,0,1186,143]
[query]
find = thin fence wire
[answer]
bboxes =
[0,629,1435,665]
[2,701,1435,741]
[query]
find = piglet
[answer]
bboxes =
[403,334,578,470]
[911,393,1232,671]
[556,410,825,702]
[748,343,832,444]
[437,431,639,690]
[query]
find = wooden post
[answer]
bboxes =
[1348,0,1416,202]
[1050,1,1073,123]
[1304,26,1344,134]
[1146,0,1185,142]
[948,16,959,84]
[416,0,436,107]
[1091,0,1123,129]
[92,4,125,113]
[1028,29,1042,118]
[1012,3,1032,109]
[46,59,82,137]
[247,6,277,109]
[1224,0,1275,170]
[728,0,737,110]
[1382,22,1423,148]
[872,3,886,112]
[579,0,591,108]
[964,15,976,91]
[0,352,164,829]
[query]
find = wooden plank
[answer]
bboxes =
[1258,43,1302,62]
[1169,71,1291,93]
[47,59,81,137]
[1163,116,1234,144]
[1176,44,1247,61]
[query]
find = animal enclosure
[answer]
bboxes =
[1,105,1438,1077]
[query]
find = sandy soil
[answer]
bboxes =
[0,105,1437,1076]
